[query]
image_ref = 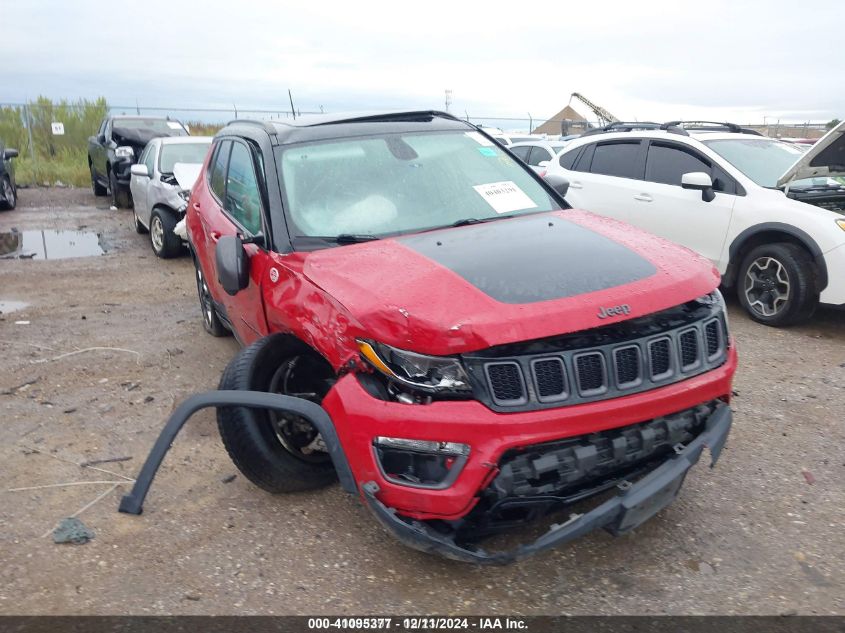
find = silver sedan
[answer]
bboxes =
[129,136,212,258]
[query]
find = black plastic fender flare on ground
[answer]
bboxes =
[118,390,357,515]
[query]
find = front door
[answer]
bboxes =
[200,138,271,344]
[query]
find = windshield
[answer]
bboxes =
[158,142,211,173]
[702,138,805,188]
[277,130,563,240]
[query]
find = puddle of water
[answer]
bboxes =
[0,300,30,314]
[0,229,105,260]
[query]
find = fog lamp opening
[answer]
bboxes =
[373,437,470,489]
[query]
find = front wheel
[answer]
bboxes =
[737,243,818,326]
[149,208,182,258]
[109,170,131,208]
[217,334,338,493]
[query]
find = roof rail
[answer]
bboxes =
[580,121,689,137]
[662,121,763,136]
[225,119,279,134]
[309,110,461,127]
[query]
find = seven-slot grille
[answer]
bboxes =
[475,314,727,410]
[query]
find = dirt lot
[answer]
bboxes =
[1,187,843,615]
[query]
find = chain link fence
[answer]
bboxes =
[0,98,834,187]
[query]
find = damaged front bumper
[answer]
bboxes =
[120,388,731,566]
[361,403,732,565]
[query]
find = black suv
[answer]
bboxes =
[0,138,18,210]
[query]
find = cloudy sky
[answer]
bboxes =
[3,0,842,130]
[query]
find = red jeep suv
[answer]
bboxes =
[124,111,737,564]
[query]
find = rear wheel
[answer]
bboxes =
[90,162,107,196]
[0,176,15,210]
[217,334,338,493]
[737,242,818,326]
[194,261,229,337]
[149,208,182,258]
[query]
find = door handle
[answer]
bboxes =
[633,193,653,202]
[569,181,583,189]
[210,231,221,243]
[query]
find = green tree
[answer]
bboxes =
[826,118,841,130]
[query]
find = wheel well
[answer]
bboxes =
[151,203,178,217]
[724,229,825,291]
[264,333,337,380]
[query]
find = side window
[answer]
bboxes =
[224,141,263,235]
[590,141,643,179]
[559,147,581,170]
[572,143,595,172]
[143,144,156,174]
[645,143,711,186]
[509,146,531,162]
[209,140,231,201]
[527,146,552,167]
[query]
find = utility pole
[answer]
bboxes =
[444,89,452,112]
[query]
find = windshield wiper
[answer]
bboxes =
[448,215,520,228]
[334,234,381,244]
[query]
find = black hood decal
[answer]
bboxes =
[398,214,656,304]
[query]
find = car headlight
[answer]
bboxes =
[836,219,845,232]
[697,289,729,330]
[357,340,472,394]
[115,146,134,158]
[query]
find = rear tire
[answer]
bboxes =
[217,334,338,493]
[736,242,818,326]
[0,176,15,210]
[149,208,181,258]
[194,260,229,337]
[90,162,107,196]
[109,169,131,209]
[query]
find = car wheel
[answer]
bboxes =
[0,176,16,210]
[133,209,147,234]
[109,170,131,208]
[90,163,107,196]
[737,243,818,326]
[149,208,182,258]
[217,334,338,493]
[194,261,229,337]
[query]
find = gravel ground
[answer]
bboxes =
[0,187,843,615]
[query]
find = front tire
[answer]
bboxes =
[109,169,131,208]
[217,335,338,493]
[0,176,15,210]
[737,243,818,326]
[149,208,182,258]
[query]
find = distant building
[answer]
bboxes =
[532,105,589,135]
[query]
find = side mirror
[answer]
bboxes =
[215,235,250,296]
[97,133,106,144]
[130,164,149,178]
[544,173,570,198]
[681,171,716,202]
[4,148,19,160]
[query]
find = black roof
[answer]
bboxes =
[220,110,472,145]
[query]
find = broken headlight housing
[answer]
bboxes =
[115,146,134,159]
[357,340,472,395]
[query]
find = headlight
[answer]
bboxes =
[115,146,134,158]
[357,340,472,394]
[697,289,729,330]
[836,219,845,232]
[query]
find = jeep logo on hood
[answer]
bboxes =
[597,304,631,319]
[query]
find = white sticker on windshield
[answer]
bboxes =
[465,131,494,147]
[473,181,538,214]
[167,121,184,130]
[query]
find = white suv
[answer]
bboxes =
[547,121,845,326]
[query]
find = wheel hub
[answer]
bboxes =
[744,256,790,317]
